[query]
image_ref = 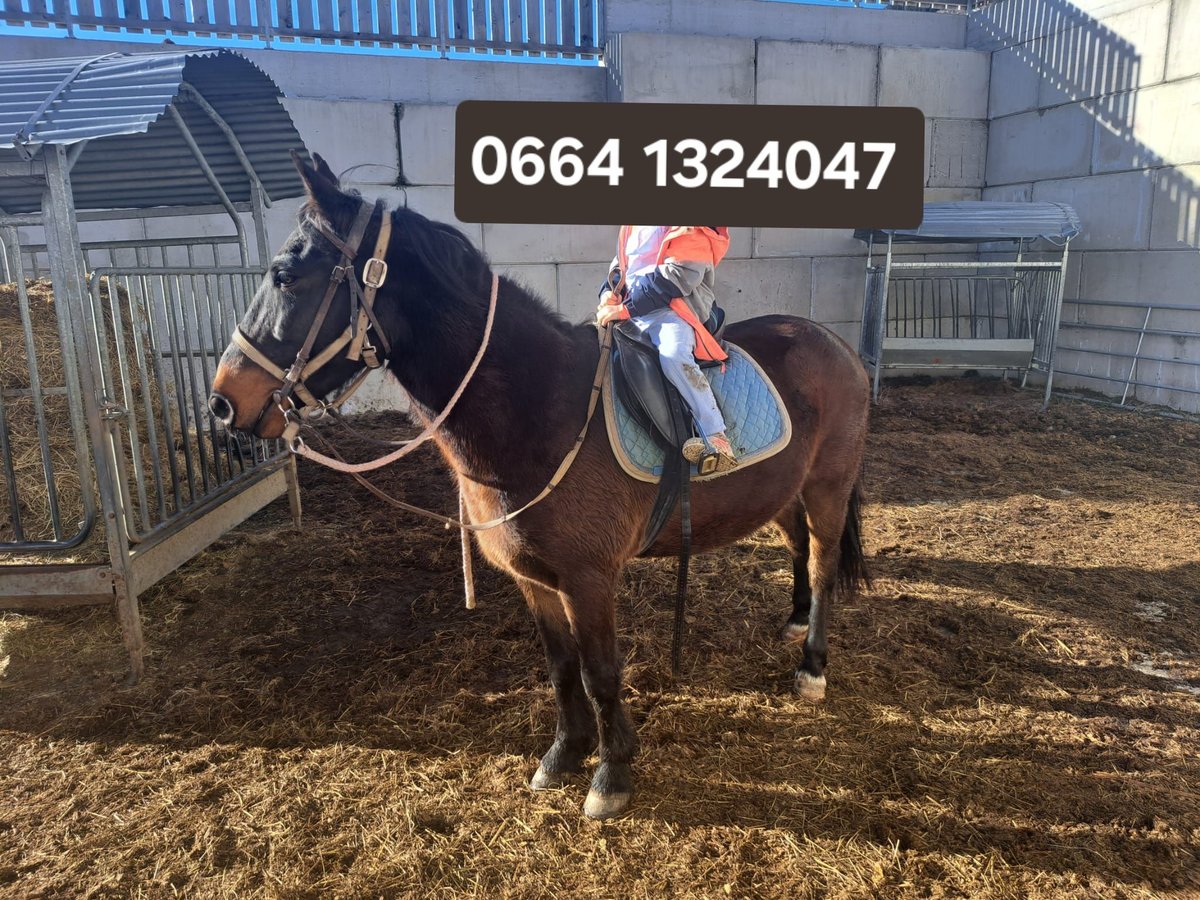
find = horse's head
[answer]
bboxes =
[209,152,391,440]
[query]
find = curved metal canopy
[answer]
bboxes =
[0,49,307,214]
[855,201,1082,244]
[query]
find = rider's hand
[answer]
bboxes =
[596,302,627,326]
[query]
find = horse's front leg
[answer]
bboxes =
[517,578,596,789]
[562,569,637,819]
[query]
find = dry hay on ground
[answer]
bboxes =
[1,278,244,559]
[1,379,1198,898]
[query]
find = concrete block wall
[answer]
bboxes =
[2,9,990,409]
[607,32,991,347]
[970,0,1200,411]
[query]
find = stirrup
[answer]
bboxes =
[682,437,738,475]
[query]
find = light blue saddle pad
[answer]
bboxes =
[602,341,793,483]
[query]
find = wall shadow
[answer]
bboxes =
[969,0,1200,410]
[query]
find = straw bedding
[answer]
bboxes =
[1,278,237,559]
[1,379,1198,898]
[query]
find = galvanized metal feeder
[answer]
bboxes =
[0,50,308,680]
[855,201,1081,405]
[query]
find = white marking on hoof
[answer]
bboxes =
[781,622,809,644]
[583,789,631,819]
[795,671,827,702]
[530,766,571,791]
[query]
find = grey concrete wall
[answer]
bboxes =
[607,32,990,346]
[2,8,989,409]
[971,0,1200,412]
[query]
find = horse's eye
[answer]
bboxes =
[275,270,296,288]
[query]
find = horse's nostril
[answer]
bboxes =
[208,392,234,425]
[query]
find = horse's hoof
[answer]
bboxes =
[781,622,809,644]
[583,789,631,819]
[530,766,572,791]
[795,671,827,702]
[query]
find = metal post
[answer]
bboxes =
[873,235,894,401]
[251,181,271,269]
[168,106,251,266]
[1041,239,1071,408]
[1121,305,1154,406]
[42,145,145,682]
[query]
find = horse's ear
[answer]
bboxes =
[291,149,344,214]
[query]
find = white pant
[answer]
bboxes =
[627,307,727,438]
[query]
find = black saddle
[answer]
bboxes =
[611,305,727,448]
[611,305,727,556]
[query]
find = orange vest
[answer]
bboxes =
[612,225,730,364]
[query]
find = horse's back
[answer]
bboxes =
[723,314,869,404]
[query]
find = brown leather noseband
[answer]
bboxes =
[233,198,393,442]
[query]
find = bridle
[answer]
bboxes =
[232,197,393,445]
[227,194,612,608]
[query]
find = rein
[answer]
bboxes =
[300,320,612,534]
[234,196,613,597]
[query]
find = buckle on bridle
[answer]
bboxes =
[363,257,388,289]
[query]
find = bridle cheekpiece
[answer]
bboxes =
[232,197,393,446]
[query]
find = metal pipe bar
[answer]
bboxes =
[1055,346,1200,367]
[1059,322,1200,340]
[0,366,25,542]
[167,105,250,266]
[197,272,232,484]
[41,144,142,676]
[1120,305,1154,406]
[179,82,273,209]
[1041,240,1070,406]
[146,274,184,514]
[22,237,242,256]
[161,273,200,503]
[181,274,216,495]
[101,273,153,537]
[3,225,66,541]
[126,273,169,527]
[1052,369,1200,396]
[88,267,265,276]
[887,260,1061,270]
[1064,298,1200,312]
[0,203,257,228]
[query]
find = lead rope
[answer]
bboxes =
[287,272,501,472]
[300,323,610,533]
[297,320,613,608]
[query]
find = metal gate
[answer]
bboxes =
[1,49,311,680]
[856,201,1079,405]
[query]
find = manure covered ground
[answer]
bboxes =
[1,380,1198,898]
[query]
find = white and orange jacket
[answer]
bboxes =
[601,225,731,362]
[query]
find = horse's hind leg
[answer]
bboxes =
[795,481,853,702]
[517,578,596,790]
[774,502,812,643]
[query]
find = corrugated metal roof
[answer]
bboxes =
[0,50,307,213]
[854,201,1082,244]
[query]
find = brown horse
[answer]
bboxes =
[209,154,870,819]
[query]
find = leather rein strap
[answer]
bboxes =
[233,195,612,537]
[304,321,613,534]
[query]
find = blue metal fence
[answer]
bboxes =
[0,0,603,59]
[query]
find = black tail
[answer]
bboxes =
[837,482,870,594]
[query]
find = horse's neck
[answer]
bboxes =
[391,278,594,487]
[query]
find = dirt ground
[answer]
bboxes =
[2,379,1198,899]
